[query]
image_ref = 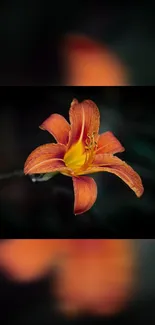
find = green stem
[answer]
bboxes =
[0,170,24,180]
[0,170,59,182]
[30,171,59,182]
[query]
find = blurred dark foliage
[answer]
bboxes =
[0,272,54,325]
[0,2,155,85]
[0,86,154,237]
[1,240,155,325]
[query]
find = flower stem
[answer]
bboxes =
[30,171,59,182]
[0,170,24,180]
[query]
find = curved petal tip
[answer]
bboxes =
[72,176,97,215]
[40,114,70,145]
[24,143,66,175]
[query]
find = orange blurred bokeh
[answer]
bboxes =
[0,239,136,316]
[0,239,67,281]
[62,34,129,86]
[56,239,135,316]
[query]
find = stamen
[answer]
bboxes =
[83,132,98,169]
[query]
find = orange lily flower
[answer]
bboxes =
[24,99,144,215]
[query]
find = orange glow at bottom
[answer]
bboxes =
[0,239,135,316]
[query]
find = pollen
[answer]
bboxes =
[83,132,98,169]
[85,132,98,151]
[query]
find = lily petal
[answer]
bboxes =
[93,154,125,166]
[96,131,125,154]
[40,114,70,145]
[24,143,67,174]
[68,99,100,149]
[80,156,144,198]
[72,176,97,215]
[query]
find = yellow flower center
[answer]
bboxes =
[64,132,98,175]
[64,141,86,171]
